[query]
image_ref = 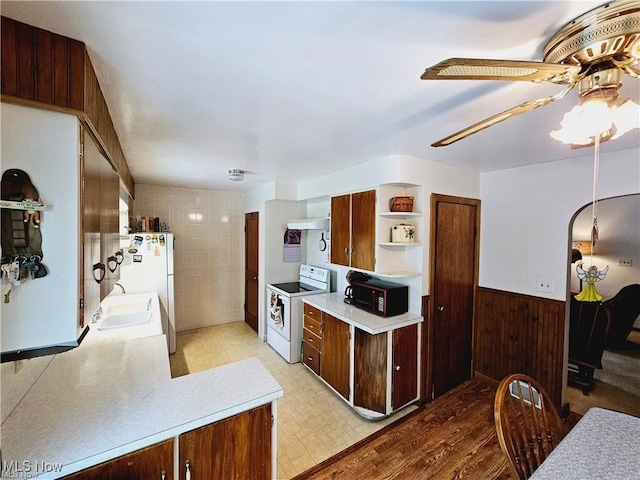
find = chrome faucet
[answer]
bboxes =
[114,282,126,294]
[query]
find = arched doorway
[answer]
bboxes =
[566,193,640,416]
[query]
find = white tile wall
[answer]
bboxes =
[132,184,244,332]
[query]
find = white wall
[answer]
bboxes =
[132,184,244,331]
[480,148,640,300]
[1,103,81,420]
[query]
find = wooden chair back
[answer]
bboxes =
[494,374,565,480]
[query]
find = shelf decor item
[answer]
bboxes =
[391,224,415,243]
[389,196,414,212]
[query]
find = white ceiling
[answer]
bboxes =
[2,1,639,193]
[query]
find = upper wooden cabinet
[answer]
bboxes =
[330,190,376,271]
[1,15,134,195]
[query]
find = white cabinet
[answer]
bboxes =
[1,104,86,361]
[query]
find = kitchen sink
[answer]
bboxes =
[98,302,153,330]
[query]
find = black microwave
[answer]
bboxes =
[346,278,408,317]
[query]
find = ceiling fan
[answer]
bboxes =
[422,0,640,147]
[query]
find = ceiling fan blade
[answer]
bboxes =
[421,58,581,84]
[432,76,583,147]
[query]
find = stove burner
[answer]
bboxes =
[270,282,321,294]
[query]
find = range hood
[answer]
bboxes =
[287,217,329,230]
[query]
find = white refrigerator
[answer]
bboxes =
[117,233,176,354]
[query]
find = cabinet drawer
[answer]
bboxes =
[304,303,321,320]
[303,328,322,351]
[304,315,322,337]
[302,342,321,376]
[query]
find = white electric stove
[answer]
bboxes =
[266,264,330,363]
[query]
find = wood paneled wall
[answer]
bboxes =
[473,287,565,406]
[1,16,134,196]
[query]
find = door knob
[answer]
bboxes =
[437,305,445,312]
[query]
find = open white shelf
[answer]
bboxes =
[378,242,422,247]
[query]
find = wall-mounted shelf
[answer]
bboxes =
[378,242,422,247]
[0,199,46,212]
[378,212,422,219]
[376,270,422,278]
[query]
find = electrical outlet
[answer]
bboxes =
[617,258,632,267]
[536,278,553,293]
[14,359,23,374]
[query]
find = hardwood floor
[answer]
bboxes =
[293,379,514,480]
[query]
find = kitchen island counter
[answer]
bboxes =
[1,335,282,478]
[303,292,423,334]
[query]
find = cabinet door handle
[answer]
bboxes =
[160,471,166,480]
[185,460,191,480]
[437,305,445,312]
[307,356,313,361]
[395,365,401,371]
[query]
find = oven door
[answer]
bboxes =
[266,287,290,341]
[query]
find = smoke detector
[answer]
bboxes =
[228,169,244,181]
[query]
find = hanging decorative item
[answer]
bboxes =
[575,264,609,302]
[1,169,48,303]
[574,133,608,302]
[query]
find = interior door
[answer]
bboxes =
[430,195,480,399]
[244,212,259,334]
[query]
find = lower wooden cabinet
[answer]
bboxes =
[353,324,419,415]
[302,300,420,419]
[62,404,273,480]
[391,324,419,409]
[61,439,173,480]
[321,313,350,400]
[179,403,272,480]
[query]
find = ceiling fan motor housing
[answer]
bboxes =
[543,0,640,76]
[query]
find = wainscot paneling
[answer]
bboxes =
[473,287,565,406]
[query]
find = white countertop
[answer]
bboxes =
[530,407,640,480]
[303,292,422,334]
[1,336,283,479]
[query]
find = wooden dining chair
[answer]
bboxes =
[494,374,566,480]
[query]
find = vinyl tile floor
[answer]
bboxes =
[169,321,417,479]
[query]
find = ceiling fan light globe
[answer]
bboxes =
[610,99,640,140]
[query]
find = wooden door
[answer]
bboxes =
[392,324,418,409]
[351,190,376,271]
[244,212,259,334]
[61,439,173,479]
[179,404,271,480]
[354,329,387,413]
[322,313,351,399]
[430,195,480,399]
[330,194,351,267]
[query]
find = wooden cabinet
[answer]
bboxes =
[61,439,173,480]
[302,304,350,400]
[179,403,272,480]
[62,404,273,480]
[302,299,421,418]
[302,304,322,375]
[354,329,387,413]
[330,190,376,271]
[353,324,419,415]
[391,323,419,409]
[321,313,351,400]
